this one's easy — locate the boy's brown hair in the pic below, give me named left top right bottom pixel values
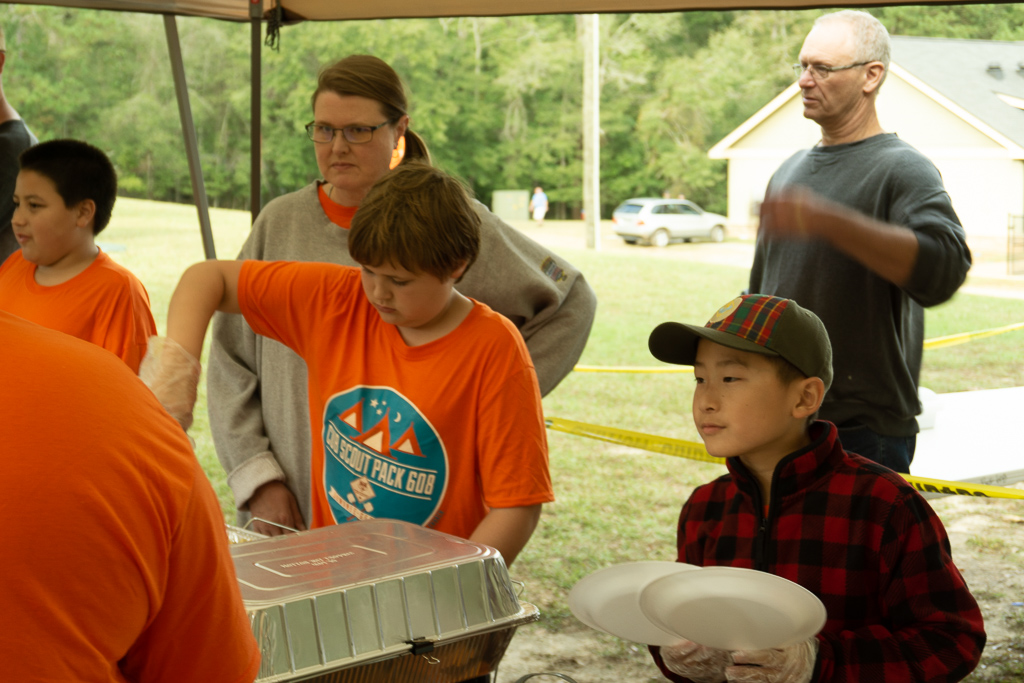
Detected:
left=349, top=162, right=480, bottom=281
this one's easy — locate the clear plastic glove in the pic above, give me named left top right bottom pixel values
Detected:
left=725, top=637, right=818, bottom=683
left=661, top=638, right=732, bottom=683
left=138, top=336, right=201, bottom=431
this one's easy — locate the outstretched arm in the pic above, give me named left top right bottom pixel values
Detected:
left=140, top=260, right=245, bottom=432
left=166, top=260, right=245, bottom=359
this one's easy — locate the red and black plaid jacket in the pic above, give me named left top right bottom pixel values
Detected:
left=652, top=421, right=985, bottom=682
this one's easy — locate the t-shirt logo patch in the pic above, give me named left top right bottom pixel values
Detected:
left=541, top=257, right=568, bottom=283
left=322, top=386, right=448, bottom=527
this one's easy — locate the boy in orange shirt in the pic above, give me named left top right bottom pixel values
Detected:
left=0, top=139, right=156, bottom=372
left=142, top=162, right=553, bottom=568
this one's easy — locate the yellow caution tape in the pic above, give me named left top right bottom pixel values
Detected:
left=573, top=322, right=1024, bottom=373
left=546, top=416, right=1024, bottom=500
left=546, top=416, right=717, bottom=464
left=922, top=321, right=1024, bottom=350
left=903, top=475, right=1024, bottom=499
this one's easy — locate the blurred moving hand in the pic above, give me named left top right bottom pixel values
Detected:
left=758, top=186, right=843, bottom=241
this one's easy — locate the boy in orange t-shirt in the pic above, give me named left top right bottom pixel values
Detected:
left=0, top=139, right=156, bottom=372
left=142, top=162, right=553, bottom=568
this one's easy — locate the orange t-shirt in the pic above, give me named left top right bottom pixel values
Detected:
left=0, top=311, right=259, bottom=683
left=238, top=260, right=554, bottom=539
left=317, top=182, right=358, bottom=228
left=0, top=249, right=157, bottom=372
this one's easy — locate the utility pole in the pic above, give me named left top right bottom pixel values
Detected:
left=582, top=13, right=601, bottom=251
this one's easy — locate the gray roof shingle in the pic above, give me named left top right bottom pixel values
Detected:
left=892, top=35, right=1024, bottom=148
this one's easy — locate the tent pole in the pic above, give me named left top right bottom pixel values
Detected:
left=582, top=13, right=601, bottom=251
left=250, top=4, right=262, bottom=223
left=163, top=14, right=217, bottom=260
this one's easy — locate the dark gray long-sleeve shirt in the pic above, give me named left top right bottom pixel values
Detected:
left=750, top=133, right=971, bottom=436
left=0, top=119, right=37, bottom=264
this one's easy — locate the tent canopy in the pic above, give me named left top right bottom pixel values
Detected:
left=5, top=0, right=997, bottom=21
left=3, top=0, right=995, bottom=257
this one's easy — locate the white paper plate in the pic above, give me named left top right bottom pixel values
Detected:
left=568, top=561, right=699, bottom=646
left=638, top=566, right=827, bottom=651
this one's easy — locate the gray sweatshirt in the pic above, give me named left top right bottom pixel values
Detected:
left=207, top=182, right=596, bottom=522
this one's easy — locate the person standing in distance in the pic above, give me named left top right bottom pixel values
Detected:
left=0, top=24, right=38, bottom=265
left=752, top=10, right=971, bottom=473
left=529, top=185, right=549, bottom=225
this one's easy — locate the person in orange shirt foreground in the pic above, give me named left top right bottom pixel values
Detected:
left=142, top=162, right=554, bottom=567
left=0, top=138, right=156, bottom=372
left=0, top=310, right=259, bottom=683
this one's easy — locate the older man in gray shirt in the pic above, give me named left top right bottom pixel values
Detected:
left=752, top=10, right=971, bottom=473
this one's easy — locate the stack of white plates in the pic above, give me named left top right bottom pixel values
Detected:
left=568, top=562, right=826, bottom=649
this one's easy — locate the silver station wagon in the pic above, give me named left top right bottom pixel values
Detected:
left=612, top=198, right=727, bottom=247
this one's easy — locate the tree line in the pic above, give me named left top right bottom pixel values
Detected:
left=3, top=4, right=1024, bottom=218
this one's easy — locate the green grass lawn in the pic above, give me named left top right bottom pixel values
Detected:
left=102, top=197, right=1024, bottom=633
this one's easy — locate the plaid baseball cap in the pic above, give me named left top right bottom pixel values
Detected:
left=648, top=294, right=833, bottom=391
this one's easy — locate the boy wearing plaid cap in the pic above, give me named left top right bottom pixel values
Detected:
left=646, top=294, right=984, bottom=683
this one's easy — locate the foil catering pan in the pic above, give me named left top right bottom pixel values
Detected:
left=231, top=520, right=540, bottom=682
left=227, top=525, right=268, bottom=544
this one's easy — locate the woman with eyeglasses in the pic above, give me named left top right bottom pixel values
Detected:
left=206, top=55, right=595, bottom=544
